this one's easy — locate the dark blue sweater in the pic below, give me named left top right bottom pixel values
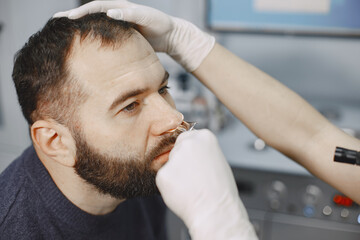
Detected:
left=0, top=146, right=167, bottom=239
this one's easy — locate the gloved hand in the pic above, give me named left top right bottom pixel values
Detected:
left=156, top=129, right=258, bottom=240
left=53, top=0, right=215, bottom=72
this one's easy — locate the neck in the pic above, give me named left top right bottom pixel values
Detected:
left=37, top=151, right=123, bottom=215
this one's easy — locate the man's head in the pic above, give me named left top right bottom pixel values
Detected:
left=12, top=13, right=183, bottom=199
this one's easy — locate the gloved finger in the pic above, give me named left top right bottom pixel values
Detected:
left=108, top=6, right=169, bottom=28
left=107, top=8, right=149, bottom=26
left=106, top=9, right=124, bottom=20
left=107, top=8, right=150, bottom=26
left=53, top=11, right=70, bottom=18
left=155, top=163, right=170, bottom=192
left=53, top=0, right=133, bottom=19
left=155, top=131, right=196, bottom=188
left=107, top=6, right=173, bottom=52
left=68, top=1, right=131, bottom=19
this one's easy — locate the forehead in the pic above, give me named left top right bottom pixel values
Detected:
left=67, top=31, right=161, bottom=94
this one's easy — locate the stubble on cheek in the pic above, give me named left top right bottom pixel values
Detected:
left=73, top=130, right=180, bottom=199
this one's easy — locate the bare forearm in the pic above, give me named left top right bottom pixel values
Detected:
left=193, top=43, right=328, bottom=160
left=193, top=43, right=360, bottom=202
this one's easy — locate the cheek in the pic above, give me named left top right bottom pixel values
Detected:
left=80, top=119, right=147, bottom=158
left=79, top=102, right=158, bottom=158
left=110, top=123, right=152, bottom=159
left=91, top=135, right=147, bottom=160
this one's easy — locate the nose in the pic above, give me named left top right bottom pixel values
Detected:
left=147, top=96, right=184, bottom=136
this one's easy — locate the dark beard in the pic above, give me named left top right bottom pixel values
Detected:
left=73, top=131, right=178, bottom=199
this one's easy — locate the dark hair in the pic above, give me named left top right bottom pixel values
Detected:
left=12, top=13, right=135, bottom=126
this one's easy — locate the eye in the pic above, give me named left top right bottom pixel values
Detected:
left=123, top=102, right=139, bottom=113
left=158, top=85, right=170, bottom=95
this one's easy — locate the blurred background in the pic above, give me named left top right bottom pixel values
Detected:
left=0, top=0, right=359, bottom=239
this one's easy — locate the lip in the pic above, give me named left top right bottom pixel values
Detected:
left=155, top=145, right=174, bottom=160
left=151, top=146, right=174, bottom=170
left=153, top=145, right=174, bottom=163
left=156, top=150, right=171, bottom=159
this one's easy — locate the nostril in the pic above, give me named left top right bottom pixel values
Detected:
left=155, top=110, right=184, bottom=136
left=164, top=121, right=197, bottom=134
left=165, top=128, right=177, bottom=133
left=164, top=113, right=184, bottom=133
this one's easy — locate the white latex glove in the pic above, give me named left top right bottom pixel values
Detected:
left=53, top=0, right=215, bottom=72
left=156, top=129, right=258, bottom=240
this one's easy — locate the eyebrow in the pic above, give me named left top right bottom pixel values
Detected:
left=108, top=71, right=170, bottom=112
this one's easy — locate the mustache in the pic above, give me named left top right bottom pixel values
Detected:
left=146, top=131, right=181, bottom=163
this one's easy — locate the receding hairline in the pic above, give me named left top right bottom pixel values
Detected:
left=64, top=27, right=142, bottom=88
left=40, top=19, right=138, bottom=126
left=67, top=25, right=138, bottom=57
left=12, top=13, right=139, bottom=126
left=58, top=27, right=151, bottom=127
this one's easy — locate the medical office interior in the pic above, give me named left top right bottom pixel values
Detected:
left=1, top=0, right=360, bottom=239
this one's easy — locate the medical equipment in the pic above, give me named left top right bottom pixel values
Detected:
left=178, top=121, right=197, bottom=133
left=207, top=0, right=360, bottom=37
left=167, top=121, right=197, bottom=136
left=166, top=101, right=360, bottom=240
left=334, top=147, right=360, bottom=166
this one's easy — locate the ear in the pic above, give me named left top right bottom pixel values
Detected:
left=31, top=120, right=76, bottom=167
